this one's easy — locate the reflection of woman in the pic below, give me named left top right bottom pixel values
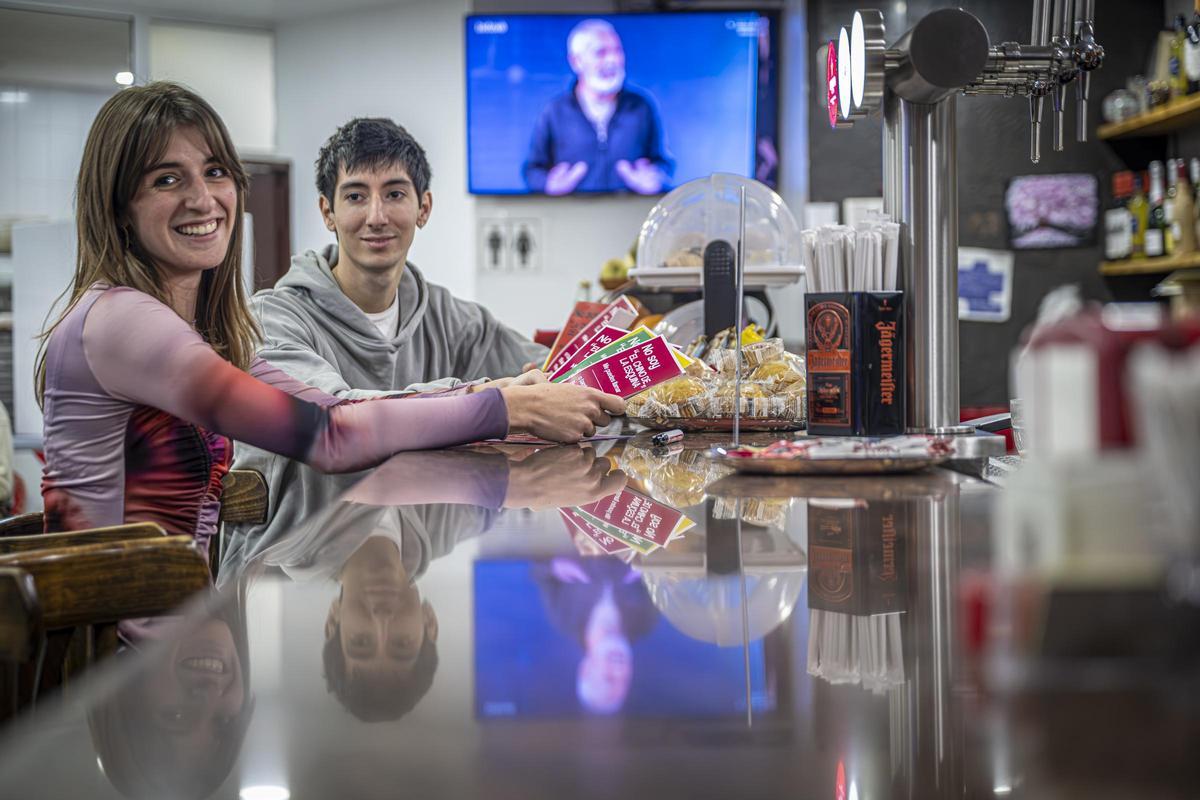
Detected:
left=36, top=82, right=618, bottom=550
left=89, top=584, right=252, bottom=799
left=533, top=556, right=656, bottom=714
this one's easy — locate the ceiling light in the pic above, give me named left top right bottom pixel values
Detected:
left=240, top=787, right=290, bottom=800
left=0, top=91, right=29, bottom=104
left=114, top=71, right=134, bottom=86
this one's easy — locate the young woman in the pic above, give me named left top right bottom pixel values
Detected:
left=37, top=82, right=623, bottom=550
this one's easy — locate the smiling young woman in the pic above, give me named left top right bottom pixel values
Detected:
left=35, top=82, right=622, bottom=551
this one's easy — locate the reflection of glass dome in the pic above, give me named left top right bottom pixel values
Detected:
left=641, top=571, right=806, bottom=647
left=636, top=174, right=801, bottom=270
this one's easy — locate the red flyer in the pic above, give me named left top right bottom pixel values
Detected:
left=559, top=509, right=630, bottom=555
left=579, top=487, right=683, bottom=547
left=546, top=325, right=630, bottom=381
left=562, top=335, right=683, bottom=398
left=543, top=301, right=606, bottom=365
left=543, top=297, right=638, bottom=375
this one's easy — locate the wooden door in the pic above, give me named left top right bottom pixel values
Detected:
left=243, top=159, right=292, bottom=291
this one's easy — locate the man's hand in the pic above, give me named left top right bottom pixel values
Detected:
left=615, top=158, right=664, bottom=195
left=500, top=383, right=625, bottom=442
left=503, top=445, right=626, bottom=509
left=472, top=369, right=549, bottom=392
left=546, top=161, right=589, bottom=195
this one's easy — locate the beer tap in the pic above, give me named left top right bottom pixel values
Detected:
left=1049, top=0, right=1076, bottom=152
left=819, top=2, right=1105, bottom=437
left=1028, top=0, right=1052, bottom=163
left=1072, top=0, right=1104, bottom=142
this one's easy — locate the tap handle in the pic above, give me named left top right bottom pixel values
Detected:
left=1031, top=0, right=1049, bottom=46
left=1052, top=83, right=1066, bottom=152
left=1076, top=70, right=1091, bottom=142
left=1030, top=94, right=1045, bottom=163
left=1058, top=0, right=1075, bottom=40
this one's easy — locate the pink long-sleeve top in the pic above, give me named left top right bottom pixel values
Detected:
left=40, top=285, right=508, bottom=551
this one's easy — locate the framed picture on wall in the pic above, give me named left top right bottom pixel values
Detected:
left=1004, top=173, right=1099, bottom=250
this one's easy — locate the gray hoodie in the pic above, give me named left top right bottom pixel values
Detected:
left=230, top=246, right=543, bottom=532
left=247, top=244, right=546, bottom=399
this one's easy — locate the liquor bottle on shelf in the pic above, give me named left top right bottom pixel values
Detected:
left=1191, top=157, right=1200, bottom=246
left=1146, top=160, right=1169, bottom=258
left=1170, top=159, right=1197, bottom=255
left=1128, top=172, right=1149, bottom=259
left=1187, top=12, right=1200, bottom=94
left=1104, top=171, right=1135, bottom=261
left=1165, top=158, right=1179, bottom=252
left=1170, top=16, right=1190, bottom=100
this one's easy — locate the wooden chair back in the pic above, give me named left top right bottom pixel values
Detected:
left=0, top=522, right=167, bottom=556
left=218, top=468, right=268, bottom=524
left=0, top=536, right=210, bottom=630
left=0, top=513, right=45, bottom=538
left=0, top=569, right=40, bottom=663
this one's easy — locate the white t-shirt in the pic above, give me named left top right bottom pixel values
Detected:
left=365, top=293, right=400, bottom=338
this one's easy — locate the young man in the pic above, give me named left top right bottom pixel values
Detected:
left=251, top=117, right=546, bottom=399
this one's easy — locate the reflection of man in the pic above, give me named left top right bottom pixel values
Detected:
left=524, top=19, right=673, bottom=195
left=534, top=557, right=656, bottom=714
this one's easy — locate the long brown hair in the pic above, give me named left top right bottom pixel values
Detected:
left=36, top=81, right=259, bottom=404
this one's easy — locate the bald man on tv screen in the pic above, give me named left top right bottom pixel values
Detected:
left=523, top=19, right=675, bottom=196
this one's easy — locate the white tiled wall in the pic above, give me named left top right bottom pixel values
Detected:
left=0, top=85, right=114, bottom=230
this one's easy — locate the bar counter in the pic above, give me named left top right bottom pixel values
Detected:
left=0, top=430, right=1195, bottom=799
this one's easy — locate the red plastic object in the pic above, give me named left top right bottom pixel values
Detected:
left=961, top=405, right=1016, bottom=453
left=533, top=329, right=560, bottom=349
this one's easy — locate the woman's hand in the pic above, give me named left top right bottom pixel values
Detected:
left=500, top=383, right=625, bottom=443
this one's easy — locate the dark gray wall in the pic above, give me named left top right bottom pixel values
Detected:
left=807, top=0, right=1164, bottom=407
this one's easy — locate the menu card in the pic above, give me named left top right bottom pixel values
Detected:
left=543, top=301, right=607, bottom=365
left=560, top=492, right=695, bottom=559
left=577, top=487, right=688, bottom=547
left=546, top=325, right=633, bottom=381
left=561, top=336, right=684, bottom=398
left=543, top=297, right=639, bottom=375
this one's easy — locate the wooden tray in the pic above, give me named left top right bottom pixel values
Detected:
left=628, top=416, right=805, bottom=433
left=706, top=446, right=946, bottom=475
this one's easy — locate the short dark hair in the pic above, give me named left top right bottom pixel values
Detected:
left=315, top=117, right=432, bottom=207
left=322, top=621, right=439, bottom=723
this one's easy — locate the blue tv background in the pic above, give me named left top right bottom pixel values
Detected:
left=465, top=12, right=760, bottom=195
left=474, top=559, right=771, bottom=718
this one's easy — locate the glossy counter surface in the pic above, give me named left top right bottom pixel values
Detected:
left=0, top=433, right=1196, bottom=799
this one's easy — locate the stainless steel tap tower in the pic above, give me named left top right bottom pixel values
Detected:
left=834, top=2, right=1103, bottom=434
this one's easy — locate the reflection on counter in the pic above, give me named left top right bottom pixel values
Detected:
left=89, top=584, right=252, bottom=799
left=475, top=556, right=774, bottom=718
left=807, top=497, right=909, bottom=695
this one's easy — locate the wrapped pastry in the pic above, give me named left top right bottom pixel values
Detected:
left=625, top=390, right=652, bottom=417
left=649, top=376, right=707, bottom=406
left=742, top=497, right=791, bottom=528
left=712, top=496, right=740, bottom=520
left=741, top=338, right=785, bottom=369
left=710, top=380, right=768, bottom=415
left=648, top=462, right=711, bottom=508
left=750, top=352, right=805, bottom=393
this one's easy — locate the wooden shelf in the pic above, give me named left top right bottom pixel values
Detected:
left=1097, top=94, right=1200, bottom=140
left=1100, top=251, right=1200, bottom=276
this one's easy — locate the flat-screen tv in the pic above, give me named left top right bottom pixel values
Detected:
left=474, top=558, right=774, bottom=718
left=465, top=11, right=779, bottom=196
